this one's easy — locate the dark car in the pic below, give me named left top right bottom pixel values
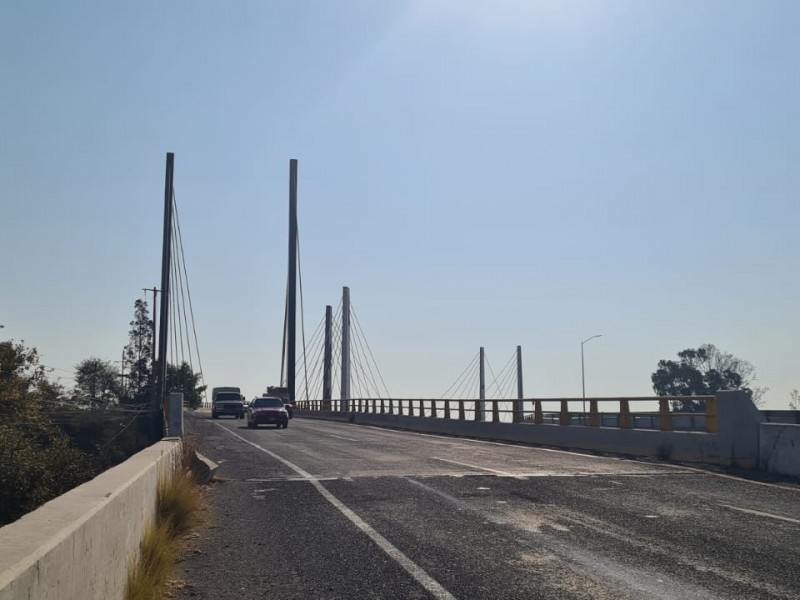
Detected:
left=246, top=396, right=289, bottom=429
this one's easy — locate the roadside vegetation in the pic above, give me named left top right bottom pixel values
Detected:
left=126, top=441, right=205, bottom=600
left=0, top=297, right=205, bottom=527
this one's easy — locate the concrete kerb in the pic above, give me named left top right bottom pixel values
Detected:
left=0, top=438, right=182, bottom=600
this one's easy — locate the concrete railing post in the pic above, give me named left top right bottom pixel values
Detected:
left=659, top=398, right=672, bottom=431
left=167, top=393, right=184, bottom=437
left=620, top=399, right=631, bottom=429
left=512, top=399, right=522, bottom=423
left=589, top=399, right=599, bottom=427
left=534, top=399, right=543, bottom=424
left=492, top=400, right=500, bottom=423
left=458, top=400, right=465, bottom=421
left=444, top=400, right=451, bottom=420
left=560, top=400, right=570, bottom=426
left=715, top=390, right=761, bottom=468
left=431, top=399, right=438, bottom=418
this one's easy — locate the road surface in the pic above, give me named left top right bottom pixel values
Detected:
left=174, top=414, right=800, bottom=599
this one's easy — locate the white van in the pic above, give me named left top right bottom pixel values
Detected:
left=211, top=387, right=245, bottom=419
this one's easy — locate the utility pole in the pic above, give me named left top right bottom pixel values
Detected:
left=156, top=152, right=175, bottom=440
left=516, top=345, right=523, bottom=399
left=341, top=286, right=351, bottom=411
left=323, top=305, right=332, bottom=408
left=287, top=159, right=298, bottom=405
left=479, top=346, right=486, bottom=421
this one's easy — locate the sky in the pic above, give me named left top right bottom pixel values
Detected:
left=1, top=0, right=798, bottom=408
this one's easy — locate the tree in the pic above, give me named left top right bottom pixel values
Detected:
left=651, top=344, right=766, bottom=410
left=73, top=357, right=120, bottom=409
left=166, top=362, right=206, bottom=409
left=0, top=340, right=93, bottom=525
left=123, top=299, right=153, bottom=404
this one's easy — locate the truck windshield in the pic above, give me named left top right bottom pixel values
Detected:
left=216, top=393, right=241, bottom=402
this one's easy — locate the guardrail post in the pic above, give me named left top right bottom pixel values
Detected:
left=458, top=400, right=465, bottom=420
left=492, top=400, right=500, bottom=422
left=706, top=396, right=718, bottom=433
left=474, top=399, right=481, bottom=421
left=408, top=399, right=415, bottom=417
left=589, top=399, right=599, bottom=427
left=534, top=399, right=543, bottom=424
left=559, top=400, right=570, bottom=426
left=398, top=399, right=404, bottom=416
left=389, top=398, right=394, bottom=414
left=444, top=400, right=451, bottom=420
left=380, top=398, right=385, bottom=414
left=512, top=399, right=522, bottom=423
left=620, top=399, right=631, bottom=429
left=659, top=398, right=672, bottom=431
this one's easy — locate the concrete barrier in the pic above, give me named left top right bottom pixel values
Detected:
left=296, top=391, right=762, bottom=468
left=760, top=423, right=800, bottom=477
left=0, top=438, right=182, bottom=600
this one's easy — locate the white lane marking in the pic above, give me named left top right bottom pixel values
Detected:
left=719, top=504, right=800, bottom=524
left=213, top=421, right=457, bottom=600
left=431, top=457, right=524, bottom=479
left=326, top=433, right=360, bottom=442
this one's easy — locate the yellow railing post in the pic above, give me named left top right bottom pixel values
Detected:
left=659, top=398, right=672, bottom=431
left=590, top=399, right=599, bottom=427
left=620, top=399, right=631, bottom=429
left=706, top=396, right=718, bottom=433
left=534, top=399, right=543, bottom=424
left=560, top=400, right=570, bottom=426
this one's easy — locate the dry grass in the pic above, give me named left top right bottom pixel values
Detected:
left=125, top=444, right=204, bottom=600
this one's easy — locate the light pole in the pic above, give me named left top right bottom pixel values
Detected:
left=581, top=334, right=602, bottom=415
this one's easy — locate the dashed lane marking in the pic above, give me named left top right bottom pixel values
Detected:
left=719, top=504, right=800, bottom=524
left=431, top=457, right=525, bottom=479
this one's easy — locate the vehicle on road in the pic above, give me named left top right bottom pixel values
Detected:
left=211, top=387, right=245, bottom=419
left=247, top=396, right=289, bottom=429
left=266, top=385, right=295, bottom=418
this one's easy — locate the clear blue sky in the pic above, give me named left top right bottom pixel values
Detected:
left=2, top=1, right=798, bottom=407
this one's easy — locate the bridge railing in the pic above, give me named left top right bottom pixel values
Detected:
left=294, top=396, right=717, bottom=433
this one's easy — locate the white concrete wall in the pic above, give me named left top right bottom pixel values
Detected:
left=760, top=423, right=800, bottom=477
left=0, top=439, right=181, bottom=600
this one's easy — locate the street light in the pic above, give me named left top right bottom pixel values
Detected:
left=581, top=334, right=602, bottom=415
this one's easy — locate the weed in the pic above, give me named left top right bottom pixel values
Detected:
left=125, top=453, right=204, bottom=600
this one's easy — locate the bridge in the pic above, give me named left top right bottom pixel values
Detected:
left=1, top=156, right=799, bottom=599
left=1, top=394, right=799, bottom=599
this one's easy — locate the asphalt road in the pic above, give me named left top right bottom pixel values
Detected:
left=174, top=414, right=800, bottom=600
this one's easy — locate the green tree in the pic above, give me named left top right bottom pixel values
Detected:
left=123, top=298, right=153, bottom=404
left=0, top=340, right=93, bottom=525
left=73, top=357, right=120, bottom=409
left=166, top=362, right=206, bottom=409
left=651, top=344, right=766, bottom=410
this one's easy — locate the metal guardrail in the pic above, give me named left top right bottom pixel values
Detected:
left=295, top=396, right=718, bottom=433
